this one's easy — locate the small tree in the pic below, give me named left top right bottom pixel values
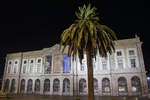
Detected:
left=60, top=4, right=117, bottom=100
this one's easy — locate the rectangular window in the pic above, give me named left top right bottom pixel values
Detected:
left=14, top=67, right=16, bottom=73
left=129, top=50, right=135, bottom=55
left=7, top=61, right=13, bottom=73
left=14, top=61, right=18, bottom=74
left=37, top=64, right=41, bottom=73
left=8, top=67, right=11, bottom=73
left=102, top=61, right=107, bottom=70
left=22, top=60, right=28, bottom=73
left=81, top=65, right=84, bottom=71
left=128, top=49, right=137, bottom=68
left=118, top=59, right=123, bottom=69
left=30, top=65, right=33, bottom=73
left=116, top=50, right=124, bottom=69
left=23, top=65, right=26, bottom=73
left=117, top=51, right=122, bottom=56
left=63, top=55, right=71, bottom=73
left=81, top=59, right=86, bottom=71
left=29, top=59, right=34, bottom=73
left=130, top=59, right=136, bottom=68
left=37, top=58, right=42, bottom=73
left=45, top=56, right=52, bottom=74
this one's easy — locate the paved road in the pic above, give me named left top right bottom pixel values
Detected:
left=0, top=95, right=149, bottom=100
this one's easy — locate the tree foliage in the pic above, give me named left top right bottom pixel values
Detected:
left=60, top=4, right=117, bottom=62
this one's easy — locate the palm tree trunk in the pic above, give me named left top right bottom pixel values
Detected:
left=86, top=49, right=94, bottom=100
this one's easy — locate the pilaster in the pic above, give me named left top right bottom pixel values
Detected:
left=24, top=79, right=28, bottom=94
left=40, top=79, right=44, bottom=94
left=98, top=78, right=102, bottom=96
left=1, top=78, right=5, bottom=92
left=8, top=79, right=11, bottom=93
left=59, top=79, right=63, bottom=95
left=32, top=79, right=35, bottom=93
left=141, top=73, right=148, bottom=94
left=50, top=79, right=53, bottom=95
left=112, top=75, right=118, bottom=96
left=15, top=79, right=19, bottom=94
left=127, top=77, right=132, bottom=96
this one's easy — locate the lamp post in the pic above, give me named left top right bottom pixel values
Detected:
left=147, top=77, right=150, bottom=92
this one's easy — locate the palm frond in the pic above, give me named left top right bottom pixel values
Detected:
left=60, top=3, right=117, bottom=62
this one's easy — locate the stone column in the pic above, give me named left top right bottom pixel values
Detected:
left=59, top=78, right=63, bottom=95
left=73, top=75, right=78, bottom=96
left=141, top=73, right=148, bottom=94
left=24, top=79, right=28, bottom=94
left=70, top=77, right=73, bottom=96
left=110, top=76, right=113, bottom=96
left=42, top=56, right=45, bottom=74
left=1, top=78, right=5, bottom=92
left=15, top=79, right=19, bottom=94
left=98, top=77, right=102, bottom=96
left=32, top=79, right=35, bottom=93
left=127, top=77, right=132, bottom=96
left=40, top=79, right=44, bottom=94
left=8, top=79, right=12, bottom=93
left=111, top=75, right=118, bottom=96
left=51, top=55, right=54, bottom=74
left=50, top=79, right=53, bottom=95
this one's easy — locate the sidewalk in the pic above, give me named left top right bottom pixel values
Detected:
left=1, top=95, right=149, bottom=100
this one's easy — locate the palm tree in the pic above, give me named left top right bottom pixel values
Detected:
left=60, top=4, right=117, bottom=100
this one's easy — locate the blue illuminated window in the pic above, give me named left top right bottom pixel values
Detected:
left=63, top=55, right=71, bottom=73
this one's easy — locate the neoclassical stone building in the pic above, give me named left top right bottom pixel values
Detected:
left=1, top=36, right=148, bottom=96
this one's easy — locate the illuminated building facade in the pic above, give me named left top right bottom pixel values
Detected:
left=1, top=36, right=148, bottom=96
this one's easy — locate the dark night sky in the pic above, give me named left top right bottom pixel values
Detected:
left=0, top=0, right=149, bottom=78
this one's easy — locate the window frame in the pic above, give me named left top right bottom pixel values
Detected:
left=127, top=48, right=139, bottom=68
left=7, top=60, right=13, bottom=73
left=115, top=49, right=125, bottom=69
left=22, top=59, right=28, bottom=74
left=36, top=57, right=42, bottom=73
left=13, top=59, right=19, bottom=74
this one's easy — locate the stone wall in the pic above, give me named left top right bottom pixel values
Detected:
left=2, top=36, right=148, bottom=96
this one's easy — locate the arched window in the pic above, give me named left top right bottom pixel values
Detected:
left=102, top=78, right=111, bottom=95
left=22, top=60, right=28, bottom=73
left=3, top=79, right=9, bottom=92
left=79, top=79, right=87, bottom=94
left=118, top=77, right=128, bottom=95
left=20, top=79, right=25, bottom=93
left=35, top=79, right=40, bottom=94
left=36, top=58, right=42, bottom=73
left=94, top=78, right=98, bottom=94
left=63, top=78, right=70, bottom=94
left=29, top=59, right=34, bottom=73
left=10, top=79, right=16, bottom=93
left=14, top=60, right=18, bottom=73
left=44, top=79, right=50, bottom=94
left=7, top=61, right=12, bottom=73
left=53, top=79, right=60, bottom=94
left=27, top=79, right=33, bottom=94
left=131, top=76, right=141, bottom=95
